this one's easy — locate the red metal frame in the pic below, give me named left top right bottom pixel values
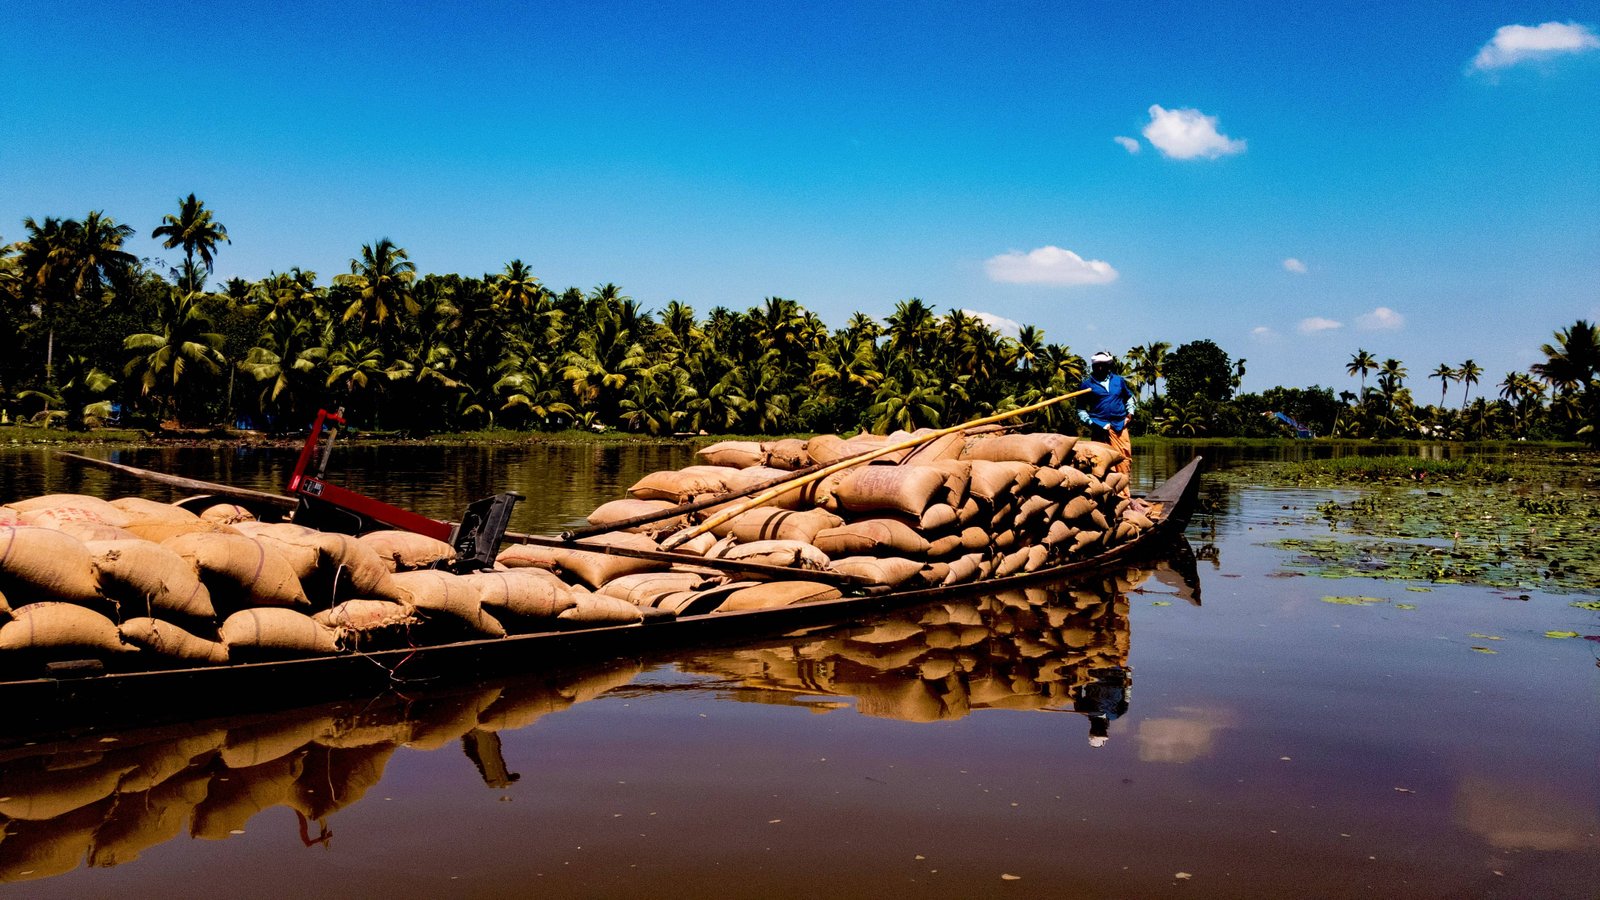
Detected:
left=287, top=409, right=454, bottom=541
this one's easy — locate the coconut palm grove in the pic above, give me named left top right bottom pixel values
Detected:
left=2, top=197, right=1596, bottom=443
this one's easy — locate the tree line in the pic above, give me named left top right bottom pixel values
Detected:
left=1, top=197, right=1594, bottom=444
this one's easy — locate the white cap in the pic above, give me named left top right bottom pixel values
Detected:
left=1088, top=735, right=1109, bottom=748
left=1090, top=351, right=1114, bottom=364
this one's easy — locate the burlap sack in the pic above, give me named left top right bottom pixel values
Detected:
left=813, top=519, right=930, bottom=557
left=697, top=440, right=765, bottom=469
left=163, top=532, right=309, bottom=608
left=714, top=581, right=841, bottom=612
left=587, top=498, right=688, bottom=534
left=0, top=602, right=129, bottom=655
left=231, top=522, right=323, bottom=577
left=554, top=532, right=664, bottom=589
left=10, top=493, right=130, bottom=524
left=961, top=433, right=1054, bottom=465
left=926, top=533, right=963, bottom=558
left=459, top=570, right=579, bottom=619
left=198, top=502, right=257, bottom=524
left=119, top=617, right=229, bottom=664
left=51, top=521, right=141, bottom=543
left=762, top=438, right=811, bottom=470
left=357, top=529, right=457, bottom=571
left=0, top=759, right=131, bottom=822
left=959, top=526, right=990, bottom=552
left=88, top=539, right=215, bottom=620
left=830, top=465, right=946, bottom=517
left=0, top=525, right=103, bottom=604
left=219, top=608, right=339, bottom=655
left=557, top=593, right=645, bottom=625
left=919, top=503, right=959, bottom=531
left=710, top=539, right=832, bottom=571
left=599, top=572, right=707, bottom=605
left=828, top=556, right=924, bottom=588
left=1038, top=433, right=1080, bottom=466
left=725, top=507, right=843, bottom=544
left=109, top=496, right=199, bottom=524
left=313, top=599, right=418, bottom=632
left=121, top=518, right=241, bottom=544
left=389, top=570, right=506, bottom=637
left=943, top=553, right=984, bottom=586
left=1072, top=441, right=1122, bottom=478
left=628, top=465, right=738, bottom=503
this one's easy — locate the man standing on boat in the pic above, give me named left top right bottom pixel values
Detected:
left=1078, top=351, right=1135, bottom=480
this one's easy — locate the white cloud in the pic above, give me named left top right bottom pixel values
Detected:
left=984, top=246, right=1119, bottom=286
left=961, top=309, right=1022, bottom=338
left=1357, top=306, right=1405, bottom=330
left=1250, top=325, right=1277, bottom=340
left=1473, top=21, right=1599, bottom=70
left=1141, top=105, right=1246, bottom=160
left=1113, top=135, right=1141, bottom=154
left=1283, top=257, right=1307, bottom=274
left=1298, top=316, right=1343, bottom=334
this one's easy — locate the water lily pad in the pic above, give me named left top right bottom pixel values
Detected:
left=1404, top=586, right=1433, bottom=593
left=1322, top=596, right=1386, bottom=606
left=1467, top=633, right=1503, bottom=641
left=1544, top=631, right=1580, bottom=639
left=1150, top=601, right=1171, bottom=607
left=1395, top=603, right=1418, bottom=610
left=1571, top=601, right=1600, bottom=611
left=1470, top=646, right=1498, bottom=654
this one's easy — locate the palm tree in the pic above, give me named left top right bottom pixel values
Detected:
left=1428, top=364, right=1457, bottom=408
left=336, top=239, right=417, bottom=334
left=18, top=213, right=136, bottom=386
left=151, top=194, right=229, bottom=285
left=238, top=314, right=329, bottom=427
left=1138, top=341, right=1170, bottom=403
left=1532, top=320, right=1599, bottom=395
left=1346, top=349, right=1378, bottom=398
left=123, top=289, right=227, bottom=423
left=1457, top=359, right=1483, bottom=410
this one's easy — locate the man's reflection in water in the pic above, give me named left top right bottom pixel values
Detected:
left=1076, top=666, right=1130, bottom=748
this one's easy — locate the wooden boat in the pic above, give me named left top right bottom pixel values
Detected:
left=0, top=453, right=1202, bottom=740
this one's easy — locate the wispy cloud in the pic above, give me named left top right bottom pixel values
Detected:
left=1283, top=257, right=1307, bottom=274
left=984, top=246, right=1119, bottom=286
left=1357, top=306, right=1405, bottom=330
left=1298, top=316, right=1343, bottom=334
left=1141, top=105, right=1246, bottom=160
left=1472, top=21, right=1599, bottom=70
left=1113, top=135, right=1141, bottom=154
left=961, top=309, right=1022, bottom=338
left=1250, top=325, right=1277, bottom=341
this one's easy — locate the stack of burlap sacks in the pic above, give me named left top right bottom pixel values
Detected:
left=684, top=571, right=1142, bottom=723
left=502, top=428, right=1153, bottom=615
left=0, top=662, right=636, bottom=881
left=0, top=493, right=637, bottom=669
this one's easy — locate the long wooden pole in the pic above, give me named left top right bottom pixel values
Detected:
left=53, top=452, right=298, bottom=510
left=660, top=388, right=1091, bottom=549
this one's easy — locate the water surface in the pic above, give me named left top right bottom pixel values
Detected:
left=0, top=442, right=1595, bottom=898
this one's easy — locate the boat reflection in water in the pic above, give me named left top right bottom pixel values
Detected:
left=0, top=547, right=1199, bottom=885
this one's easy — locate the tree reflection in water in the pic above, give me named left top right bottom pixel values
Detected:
left=0, top=551, right=1201, bottom=884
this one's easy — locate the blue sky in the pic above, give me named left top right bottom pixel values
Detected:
left=4, top=1, right=1597, bottom=394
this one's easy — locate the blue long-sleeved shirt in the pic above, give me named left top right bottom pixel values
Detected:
left=1078, top=372, right=1135, bottom=431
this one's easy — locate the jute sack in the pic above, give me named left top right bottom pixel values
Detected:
left=9, top=493, right=130, bottom=524
left=958, top=526, right=989, bottom=552
left=230, top=522, right=322, bottom=577
left=109, top=497, right=199, bottom=524
left=0, top=587, right=10, bottom=620
left=647, top=581, right=760, bottom=617
left=220, top=716, right=335, bottom=769
left=1070, top=530, right=1103, bottom=553
left=1024, top=544, right=1051, bottom=573
left=555, top=532, right=664, bottom=589
left=163, top=532, right=308, bottom=608
left=726, top=507, right=844, bottom=544
left=943, top=552, right=984, bottom=586
left=1044, top=521, right=1079, bottom=546
left=694, top=466, right=807, bottom=516
left=19, top=504, right=129, bottom=531
left=802, top=434, right=853, bottom=465
left=710, top=539, right=832, bottom=571
left=1122, top=510, right=1155, bottom=530
left=697, top=440, right=765, bottom=469
left=957, top=495, right=983, bottom=525
left=389, top=570, right=506, bottom=637
left=599, top=572, right=706, bottom=606
left=459, top=570, right=578, bottom=619
left=830, top=465, right=946, bottom=517
left=628, top=465, right=738, bottom=503
left=118, top=617, right=229, bottom=665
left=919, top=503, right=959, bottom=531
left=1072, top=441, right=1122, bottom=478
left=190, top=755, right=305, bottom=840
left=1056, top=465, right=1092, bottom=492
left=714, top=580, right=841, bottom=613
left=813, top=519, right=930, bottom=557
left=0, top=507, right=16, bottom=526
left=289, top=742, right=396, bottom=820
left=477, top=682, right=575, bottom=732
left=87, top=767, right=210, bottom=868
left=829, top=556, right=924, bottom=588
left=87, top=539, right=215, bottom=620
left=918, top=562, right=951, bottom=586
left=967, top=460, right=1029, bottom=502
left=919, top=459, right=971, bottom=504
left=198, top=502, right=256, bottom=524
left=52, top=521, right=140, bottom=543
left=992, top=528, right=1017, bottom=550
left=358, top=529, right=457, bottom=571
left=121, top=518, right=241, bottom=544
left=1061, top=494, right=1096, bottom=521
left=0, top=525, right=103, bottom=605
left=667, top=530, right=718, bottom=556
left=0, top=602, right=128, bottom=655
left=901, top=431, right=966, bottom=464
left=219, top=608, right=339, bottom=655
left=926, top=533, right=963, bottom=557
left=587, top=498, right=687, bottom=534
left=1104, top=471, right=1130, bottom=496
left=313, top=599, right=418, bottom=632
left=558, top=592, right=645, bottom=625
left=961, top=433, right=1054, bottom=465
left=1033, top=467, right=1066, bottom=491
left=1113, top=521, right=1140, bottom=543
left=762, top=438, right=811, bottom=471
left=1017, top=494, right=1054, bottom=527
left=496, top=541, right=562, bottom=571
left=0, top=760, right=131, bottom=823
left=1038, top=433, right=1080, bottom=466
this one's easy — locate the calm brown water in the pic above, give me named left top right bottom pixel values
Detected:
left=0, top=442, right=1595, bottom=898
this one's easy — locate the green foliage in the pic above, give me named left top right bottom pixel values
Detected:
left=1165, top=340, right=1234, bottom=404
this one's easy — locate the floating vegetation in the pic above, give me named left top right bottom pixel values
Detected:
left=1272, top=455, right=1518, bottom=486
left=1571, top=601, right=1600, bottom=611
left=1545, top=631, right=1580, bottom=639
left=1321, top=595, right=1386, bottom=606
left=1395, top=603, right=1418, bottom=610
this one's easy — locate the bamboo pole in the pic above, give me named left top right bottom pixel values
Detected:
left=660, top=388, right=1091, bottom=549
left=499, top=530, right=879, bottom=587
